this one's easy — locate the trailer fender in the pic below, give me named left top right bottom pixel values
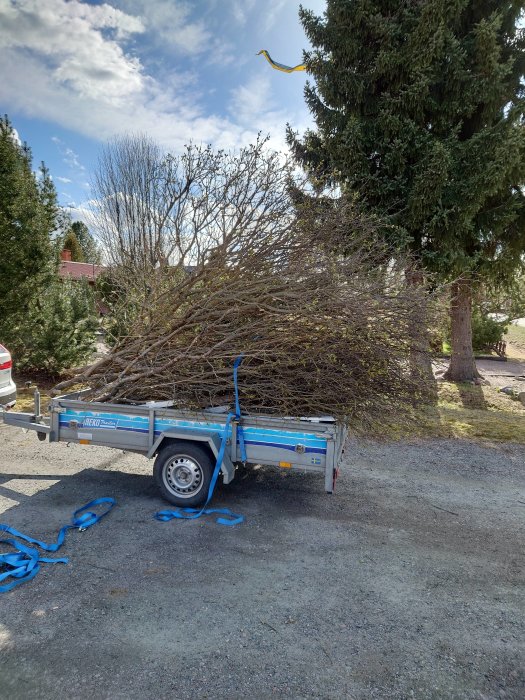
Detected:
left=147, top=429, right=235, bottom=484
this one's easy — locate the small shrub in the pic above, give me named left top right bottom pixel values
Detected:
left=471, top=311, right=507, bottom=351
left=8, top=278, right=98, bottom=375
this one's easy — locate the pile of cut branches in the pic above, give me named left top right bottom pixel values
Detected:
left=55, top=200, right=435, bottom=424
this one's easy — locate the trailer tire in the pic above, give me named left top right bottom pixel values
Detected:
left=153, top=442, right=214, bottom=507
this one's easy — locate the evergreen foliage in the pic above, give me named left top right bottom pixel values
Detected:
left=477, top=272, right=525, bottom=321
left=62, top=228, right=85, bottom=262
left=471, top=311, right=508, bottom=352
left=0, top=116, right=56, bottom=322
left=8, top=278, right=98, bottom=375
left=71, top=220, right=102, bottom=264
left=0, top=115, right=99, bottom=374
left=95, top=269, right=145, bottom=345
left=290, top=0, right=525, bottom=278
left=289, top=1, right=525, bottom=378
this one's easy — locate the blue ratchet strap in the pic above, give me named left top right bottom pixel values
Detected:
left=155, top=354, right=246, bottom=527
left=233, top=354, right=247, bottom=463
left=0, top=497, right=116, bottom=593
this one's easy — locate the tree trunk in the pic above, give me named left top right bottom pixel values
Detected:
left=443, top=277, right=480, bottom=382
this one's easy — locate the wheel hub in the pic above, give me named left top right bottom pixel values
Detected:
left=165, top=457, right=203, bottom=496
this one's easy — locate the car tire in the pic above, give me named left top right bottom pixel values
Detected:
left=153, top=442, right=214, bottom=507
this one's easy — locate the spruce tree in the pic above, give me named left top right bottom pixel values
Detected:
left=289, top=0, right=525, bottom=381
left=0, top=116, right=97, bottom=373
left=0, top=117, right=56, bottom=322
left=71, top=220, right=102, bottom=264
left=10, top=278, right=98, bottom=375
left=62, top=228, right=85, bottom=262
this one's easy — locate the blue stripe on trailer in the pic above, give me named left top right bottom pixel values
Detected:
left=82, top=425, right=327, bottom=454
left=59, top=409, right=328, bottom=454
left=59, top=410, right=329, bottom=442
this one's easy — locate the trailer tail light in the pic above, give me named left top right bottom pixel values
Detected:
left=0, top=359, right=12, bottom=370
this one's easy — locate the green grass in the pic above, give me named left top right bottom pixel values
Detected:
left=505, top=323, right=525, bottom=358
left=10, top=377, right=54, bottom=413
left=369, top=382, right=525, bottom=444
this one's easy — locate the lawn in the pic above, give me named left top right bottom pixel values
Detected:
left=505, top=323, right=525, bottom=358
left=364, top=382, right=525, bottom=444
left=424, top=381, right=524, bottom=442
left=378, top=381, right=525, bottom=443
left=10, top=374, right=57, bottom=413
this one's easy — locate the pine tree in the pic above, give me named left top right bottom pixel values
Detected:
left=10, top=278, right=98, bottom=375
left=62, top=228, right=85, bottom=262
left=0, top=116, right=98, bottom=374
left=0, top=116, right=56, bottom=323
left=71, top=220, right=102, bottom=264
left=289, top=0, right=525, bottom=381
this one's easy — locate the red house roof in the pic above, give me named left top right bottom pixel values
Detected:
left=58, top=248, right=105, bottom=281
left=59, top=260, right=105, bottom=281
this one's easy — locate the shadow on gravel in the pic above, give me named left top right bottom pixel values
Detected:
left=0, top=458, right=323, bottom=528
left=1, top=442, right=524, bottom=700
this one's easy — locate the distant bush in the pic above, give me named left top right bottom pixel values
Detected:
left=96, top=270, right=148, bottom=346
left=471, top=311, right=507, bottom=351
left=436, top=308, right=508, bottom=354
left=96, top=265, right=188, bottom=346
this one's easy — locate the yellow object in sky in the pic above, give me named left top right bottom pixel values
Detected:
left=257, top=49, right=306, bottom=73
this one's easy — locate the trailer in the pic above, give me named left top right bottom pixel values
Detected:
left=2, top=389, right=347, bottom=507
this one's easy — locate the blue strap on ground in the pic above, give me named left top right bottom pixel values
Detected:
left=0, top=497, right=116, bottom=593
left=155, top=355, right=246, bottom=527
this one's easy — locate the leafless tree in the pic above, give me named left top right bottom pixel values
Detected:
left=90, top=134, right=299, bottom=341
left=90, top=133, right=295, bottom=272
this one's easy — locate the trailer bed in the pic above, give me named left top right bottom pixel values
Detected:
left=3, top=391, right=348, bottom=502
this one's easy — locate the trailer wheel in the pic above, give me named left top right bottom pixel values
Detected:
left=153, top=442, right=214, bottom=507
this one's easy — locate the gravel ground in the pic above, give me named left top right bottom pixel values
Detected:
left=0, top=425, right=524, bottom=700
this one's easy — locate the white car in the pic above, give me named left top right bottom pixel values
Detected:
left=0, top=344, right=17, bottom=408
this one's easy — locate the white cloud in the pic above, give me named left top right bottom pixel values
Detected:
left=229, top=71, right=312, bottom=153
left=67, top=198, right=99, bottom=226
left=231, top=0, right=255, bottom=26
left=230, top=72, right=274, bottom=124
left=10, top=126, right=21, bottom=146
left=0, top=0, right=145, bottom=103
left=0, top=0, right=235, bottom=149
left=116, top=0, right=210, bottom=55
left=115, top=0, right=237, bottom=67
left=0, top=0, right=314, bottom=156
left=261, top=0, right=287, bottom=32
left=64, top=147, right=85, bottom=170
left=56, top=176, right=72, bottom=183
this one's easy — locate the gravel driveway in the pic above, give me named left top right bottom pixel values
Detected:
left=1, top=425, right=524, bottom=699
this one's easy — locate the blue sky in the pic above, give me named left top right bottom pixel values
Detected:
left=0, top=0, right=325, bottom=219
